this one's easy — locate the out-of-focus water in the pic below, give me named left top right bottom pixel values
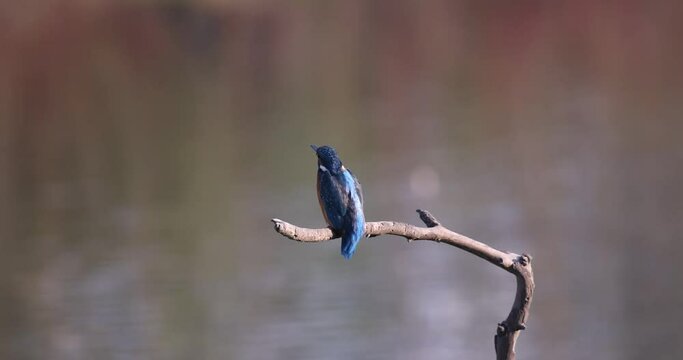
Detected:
left=1, top=2, right=682, bottom=359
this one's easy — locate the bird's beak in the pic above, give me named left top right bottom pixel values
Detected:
left=310, top=145, right=319, bottom=152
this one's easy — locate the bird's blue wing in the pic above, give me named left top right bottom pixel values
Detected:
left=340, top=168, right=365, bottom=259
left=347, top=169, right=363, bottom=205
left=317, top=170, right=348, bottom=230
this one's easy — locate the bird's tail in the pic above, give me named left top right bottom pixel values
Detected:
left=341, top=214, right=365, bottom=259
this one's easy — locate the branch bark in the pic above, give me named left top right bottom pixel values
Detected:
left=271, top=209, right=534, bottom=360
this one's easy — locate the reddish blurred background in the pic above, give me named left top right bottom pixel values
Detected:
left=1, top=1, right=682, bottom=359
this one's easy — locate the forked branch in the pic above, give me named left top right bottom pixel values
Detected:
left=271, top=209, right=534, bottom=360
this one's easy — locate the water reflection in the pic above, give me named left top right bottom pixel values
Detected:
left=2, top=2, right=682, bottom=360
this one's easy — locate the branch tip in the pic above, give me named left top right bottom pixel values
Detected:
left=496, top=323, right=507, bottom=335
left=522, top=253, right=533, bottom=264
left=515, top=253, right=533, bottom=266
left=416, top=209, right=440, bottom=227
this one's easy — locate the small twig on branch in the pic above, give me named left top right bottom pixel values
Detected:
left=271, top=209, right=535, bottom=360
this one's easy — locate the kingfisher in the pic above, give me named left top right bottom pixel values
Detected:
left=311, top=145, right=365, bottom=259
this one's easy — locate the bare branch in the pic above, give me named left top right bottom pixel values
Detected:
left=271, top=209, right=535, bottom=360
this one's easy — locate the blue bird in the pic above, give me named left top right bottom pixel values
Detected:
left=311, top=145, right=365, bottom=259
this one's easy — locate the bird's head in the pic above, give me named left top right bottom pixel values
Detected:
left=311, top=145, right=343, bottom=174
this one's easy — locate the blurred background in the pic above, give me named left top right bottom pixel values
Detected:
left=1, top=1, right=682, bottom=359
